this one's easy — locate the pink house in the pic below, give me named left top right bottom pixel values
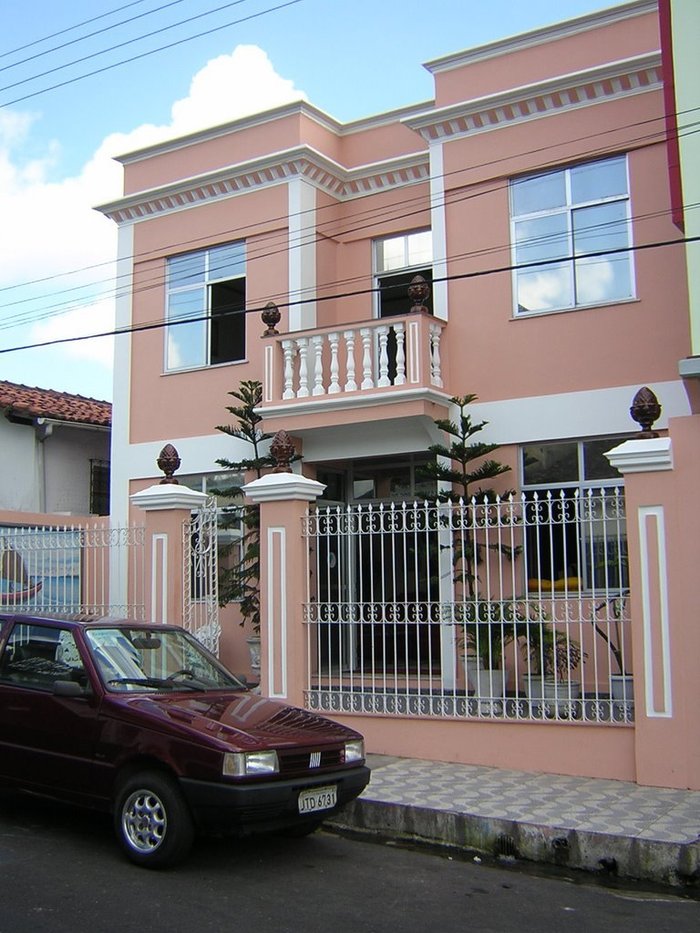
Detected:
left=98, top=0, right=700, bottom=790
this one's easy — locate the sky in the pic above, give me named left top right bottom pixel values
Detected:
left=1, top=0, right=612, bottom=402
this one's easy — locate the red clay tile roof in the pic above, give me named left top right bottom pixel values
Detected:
left=0, top=381, right=111, bottom=427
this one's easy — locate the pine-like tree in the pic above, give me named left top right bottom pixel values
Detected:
left=213, top=380, right=276, bottom=634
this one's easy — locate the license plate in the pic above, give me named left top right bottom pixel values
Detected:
left=298, top=784, right=337, bottom=814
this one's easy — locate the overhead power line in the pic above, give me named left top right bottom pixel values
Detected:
left=0, top=0, right=188, bottom=76
left=0, top=0, right=152, bottom=60
left=0, top=0, right=303, bottom=109
left=3, top=105, right=697, bottom=328
left=0, top=234, right=696, bottom=357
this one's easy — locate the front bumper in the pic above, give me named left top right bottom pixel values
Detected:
left=179, top=764, right=371, bottom=835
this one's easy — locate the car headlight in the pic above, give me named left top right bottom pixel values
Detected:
left=343, top=739, right=364, bottom=764
left=223, top=750, right=279, bottom=777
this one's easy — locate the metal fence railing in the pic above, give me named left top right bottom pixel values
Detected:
left=304, top=491, right=632, bottom=724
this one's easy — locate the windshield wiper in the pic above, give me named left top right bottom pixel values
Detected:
left=107, top=677, right=178, bottom=690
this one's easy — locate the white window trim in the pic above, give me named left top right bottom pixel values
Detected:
left=372, top=229, right=433, bottom=319
left=165, top=243, right=246, bottom=373
left=509, top=155, right=636, bottom=318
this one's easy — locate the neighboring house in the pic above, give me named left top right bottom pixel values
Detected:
left=0, top=381, right=111, bottom=517
left=97, top=1, right=700, bottom=787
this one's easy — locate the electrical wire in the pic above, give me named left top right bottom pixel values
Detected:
left=0, top=0, right=303, bottom=109
left=1, top=233, right=697, bottom=356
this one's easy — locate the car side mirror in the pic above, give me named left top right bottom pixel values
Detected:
left=53, top=679, right=85, bottom=698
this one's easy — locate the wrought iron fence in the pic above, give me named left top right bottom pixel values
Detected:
left=0, top=522, right=146, bottom=619
left=304, top=490, right=632, bottom=724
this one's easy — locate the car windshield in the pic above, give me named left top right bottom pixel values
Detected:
left=85, top=627, right=243, bottom=693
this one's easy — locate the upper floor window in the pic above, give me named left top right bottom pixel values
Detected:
left=374, top=230, right=432, bottom=318
left=166, top=242, right=246, bottom=371
left=510, top=155, right=633, bottom=315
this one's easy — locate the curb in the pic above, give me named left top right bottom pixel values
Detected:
left=329, top=798, right=700, bottom=890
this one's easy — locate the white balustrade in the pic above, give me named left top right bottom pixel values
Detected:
left=271, top=316, right=444, bottom=401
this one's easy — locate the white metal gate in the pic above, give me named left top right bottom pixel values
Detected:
left=182, top=497, right=220, bottom=654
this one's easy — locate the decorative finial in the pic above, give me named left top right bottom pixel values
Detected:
left=157, top=443, right=181, bottom=484
left=270, top=430, right=295, bottom=473
left=630, top=387, right=661, bottom=437
left=407, top=274, right=431, bottom=313
left=261, top=301, right=281, bottom=337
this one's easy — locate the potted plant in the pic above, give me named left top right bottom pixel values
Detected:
left=521, top=611, right=584, bottom=706
left=460, top=601, right=515, bottom=699
left=590, top=593, right=633, bottom=701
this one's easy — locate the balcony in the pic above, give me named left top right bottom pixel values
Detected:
left=260, top=312, right=449, bottom=436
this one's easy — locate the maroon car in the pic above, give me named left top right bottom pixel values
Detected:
left=0, top=614, right=369, bottom=867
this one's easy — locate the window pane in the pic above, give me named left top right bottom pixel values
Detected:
left=523, top=443, right=579, bottom=485
left=168, top=253, right=205, bottom=287
left=570, top=156, right=627, bottom=203
left=573, top=202, right=632, bottom=304
left=211, top=280, right=246, bottom=364
left=515, top=215, right=569, bottom=263
left=168, top=288, right=203, bottom=321
left=573, top=202, right=629, bottom=256
left=511, top=169, right=566, bottom=215
left=583, top=438, right=625, bottom=481
left=376, top=236, right=406, bottom=272
left=406, top=231, right=432, bottom=266
left=209, top=242, right=245, bottom=280
left=516, top=262, right=573, bottom=313
left=167, top=319, right=206, bottom=369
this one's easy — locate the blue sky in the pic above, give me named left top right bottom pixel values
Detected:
left=1, top=0, right=610, bottom=401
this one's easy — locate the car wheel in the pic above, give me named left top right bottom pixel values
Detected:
left=114, top=771, right=194, bottom=868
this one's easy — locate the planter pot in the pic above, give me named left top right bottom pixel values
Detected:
left=542, top=677, right=581, bottom=700
left=464, top=656, right=483, bottom=692
left=610, top=674, right=634, bottom=701
left=523, top=673, right=546, bottom=701
left=472, top=667, right=509, bottom=699
left=246, top=635, right=261, bottom=679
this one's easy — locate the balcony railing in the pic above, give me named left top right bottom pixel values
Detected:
left=262, top=313, right=445, bottom=408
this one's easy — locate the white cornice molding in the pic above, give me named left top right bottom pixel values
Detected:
left=424, top=1, right=658, bottom=74
left=606, top=437, right=673, bottom=473
left=115, top=99, right=435, bottom=165
left=97, top=146, right=430, bottom=224
left=242, top=472, right=325, bottom=503
left=260, top=386, right=452, bottom=426
left=404, top=53, right=662, bottom=142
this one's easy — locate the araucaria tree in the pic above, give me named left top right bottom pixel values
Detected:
left=421, top=394, right=516, bottom=667
left=214, top=380, right=276, bottom=635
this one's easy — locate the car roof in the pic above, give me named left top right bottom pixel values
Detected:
left=0, top=614, right=178, bottom=632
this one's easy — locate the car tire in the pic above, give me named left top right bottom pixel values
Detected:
left=114, top=770, right=194, bottom=868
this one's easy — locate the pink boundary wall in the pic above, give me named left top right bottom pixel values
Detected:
left=246, top=421, right=700, bottom=789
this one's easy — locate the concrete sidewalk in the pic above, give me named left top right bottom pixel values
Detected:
left=329, top=755, right=700, bottom=889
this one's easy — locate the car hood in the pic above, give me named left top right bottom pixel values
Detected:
left=115, top=690, right=357, bottom=750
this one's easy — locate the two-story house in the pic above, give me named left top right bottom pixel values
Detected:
left=100, top=0, right=686, bottom=647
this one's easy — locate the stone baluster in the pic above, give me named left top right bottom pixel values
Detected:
left=394, top=323, right=406, bottom=386
left=282, top=340, right=296, bottom=400
left=377, top=326, right=391, bottom=387
left=344, top=330, right=357, bottom=391
left=430, top=322, right=443, bottom=387
left=328, top=332, right=341, bottom=394
left=296, top=337, right=310, bottom=398
left=360, top=328, right=374, bottom=390
left=312, top=335, right=325, bottom=396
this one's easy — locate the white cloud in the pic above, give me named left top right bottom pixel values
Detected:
left=0, top=47, right=306, bottom=394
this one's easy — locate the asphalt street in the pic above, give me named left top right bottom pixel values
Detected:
left=0, top=792, right=697, bottom=933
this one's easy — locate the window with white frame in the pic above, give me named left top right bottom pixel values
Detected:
left=374, top=230, right=433, bottom=318
left=521, top=437, right=628, bottom=592
left=510, top=155, right=633, bottom=315
left=166, top=242, right=246, bottom=371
